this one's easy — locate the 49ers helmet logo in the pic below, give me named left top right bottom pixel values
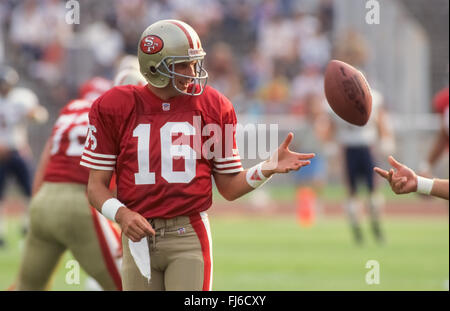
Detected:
left=140, top=35, right=164, bottom=54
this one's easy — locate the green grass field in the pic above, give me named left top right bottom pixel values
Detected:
left=1, top=214, right=448, bottom=291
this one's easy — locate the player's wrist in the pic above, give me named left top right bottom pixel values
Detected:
left=101, top=198, right=126, bottom=222
left=416, top=176, right=434, bottom=195
left=246, top=161, right=273, bottom=189
left=261, top=160, right=275, bottom=178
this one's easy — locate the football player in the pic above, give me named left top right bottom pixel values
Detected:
left=15, top=72, right=145, bottom=290
left=323, top=89, right=395, bottom=245
left=323, top=32, right=395, bottom=246
left=82, top=19, right=315, bottom=291
left=0, top=65, right=48, bottom=247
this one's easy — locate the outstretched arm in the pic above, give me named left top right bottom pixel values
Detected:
left=374, top=156, right=449, bottom=200
left=213, top=132, right=315, bottom=201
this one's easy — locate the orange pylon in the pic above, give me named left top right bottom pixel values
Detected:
left=296, top=187, right=316, bottom=227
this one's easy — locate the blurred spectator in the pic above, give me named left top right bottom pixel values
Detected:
left=297, top=20, right=330, bottom=69
left=241, top=47, right=273, bottom=91
left=9, top=0, right=72, bottom=84
left=258, top=14, right=297, bottom=66
left=290, top=65, right=324, bottom=112
left=81, top=13, right=124, bottom=77
left=258, top=66, right=291, bottom=114
left=9, top=0, right=47, bottom=63
left=207, top=42, right=242, bottom=103
left=0, top=0, right=335, bottom=150
left=115, top=0, right=154, bottom=54
left=332, top=30, right=369, bottom=68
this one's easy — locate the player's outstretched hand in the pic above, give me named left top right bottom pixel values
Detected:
left=262, top=132, right=315, bottom=176
left=374, top=156, right=418, bottom=195
left=115, top=207, right=155, bottom=242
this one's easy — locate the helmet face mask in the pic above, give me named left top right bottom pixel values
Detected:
left=138, top=20, right=209, bottom=96
left=159, top=56, right=208, bottom=96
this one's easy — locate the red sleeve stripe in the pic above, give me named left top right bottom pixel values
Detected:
left=83, top=149, right=117, bottom=159
left=80, top=161, right=114, bottom=171
left=81, top=155, right=116, bottom=165
left=213, top=167, right=243, bottom=174
left=213, top=161, right=243, bottom=169
left=214, top=156, right=241, bottom=163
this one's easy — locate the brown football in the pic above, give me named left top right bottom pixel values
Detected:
left=324, top=60, right=372, bottom=126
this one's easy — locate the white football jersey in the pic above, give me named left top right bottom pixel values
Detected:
left=0, top=87, right=39, bottom=149
left=330, top=89, right=383, bottom=146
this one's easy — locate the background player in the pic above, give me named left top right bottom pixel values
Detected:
left=83, top=19, right=315, bottom=291
left=0, top=65, right=48, bottom=247
left=322, top=31, right=396, bottom=245
left=418, top=86, right=449, bottom=177
left=14, top=72, right=145, bottom=290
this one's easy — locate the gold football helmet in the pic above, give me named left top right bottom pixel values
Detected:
left=137, top=19, right=208, bottom=96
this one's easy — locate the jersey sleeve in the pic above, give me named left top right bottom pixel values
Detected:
left=212, top=95, right=243, bottom=174
left=433, top=87, right=449, bottom=114
left=80, top=92, right=120, bottom=171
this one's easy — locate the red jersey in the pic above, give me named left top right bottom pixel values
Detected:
left=433, top=87, right=449, bottom=114
left=44, top=99, right=92, bottom=184
left=80, top=85, right=243, bottom=219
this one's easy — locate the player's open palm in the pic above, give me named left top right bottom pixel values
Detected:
left=374, top=156, right=418, bottom=194
left=263, top=132, right=315, bottom=174
left=115, top=207, right=155, bottom=242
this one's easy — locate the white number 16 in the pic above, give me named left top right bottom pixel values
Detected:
left=133, top=122, right=197, bottom=185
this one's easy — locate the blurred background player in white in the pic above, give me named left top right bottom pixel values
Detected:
left=113, top=54, right=145, bottom=87
left=322, top=31, right=396, bottom=245
left=14, top=69, right=146, bottom=290
left=0, top=65, right=48, bottom=247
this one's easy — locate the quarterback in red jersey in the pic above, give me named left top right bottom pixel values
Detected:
left=83, top=20, right=315, bottom=291
left=14, top=77, right=124, bottom=290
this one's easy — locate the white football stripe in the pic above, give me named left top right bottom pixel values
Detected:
left=80, top=161, right=115, bottom=171
left=200, top=212, right=213, bottom=291
left=214, top=162, right=243, bottom=169
left=214, top=156, right=241, bottom=163
left=83, top=149, right=117, bottom=159
left=81, top=155, right=116, bottom=165
left=212, top=167, right=243, bottom=174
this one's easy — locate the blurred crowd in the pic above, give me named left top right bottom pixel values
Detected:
left=0, top=0, right=334, bottom=116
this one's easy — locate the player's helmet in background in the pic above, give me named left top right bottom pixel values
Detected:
left=137, top=19, right=208, bottom=96
left=0, top=65, right=19, bottom=95
left=114, top=68, right=147, bottom=87
left=79, top=77, right=112, bottom=103
left=116, top=55, right=140, bottom=73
